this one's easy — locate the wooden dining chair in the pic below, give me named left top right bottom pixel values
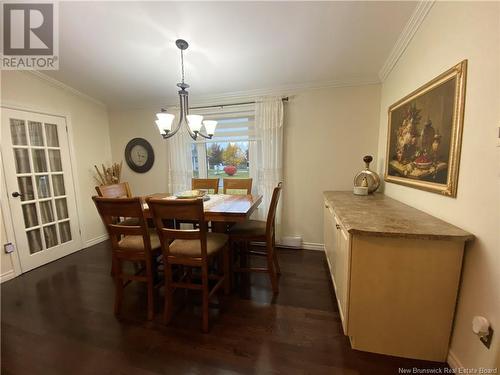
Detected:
left=95, top=182, right=140, bottom=276
left=147, top=197, right=230, bottom=333
left=95, top=182, right=133, bottom=198
left=95, top=182, right=139, bottom=225
left=228, top=182, right=282, bottom=293
left=222, top=178, right=252, bottom=195
left=192, top=178, right=219, bottom=194
left=92, top=196, right=162, bottom=320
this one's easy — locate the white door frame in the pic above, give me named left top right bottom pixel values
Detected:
left=0, top=102, right=84, bottom=277
left=0, top=151, right=22, bottom=281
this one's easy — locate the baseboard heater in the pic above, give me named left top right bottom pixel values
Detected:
left=279, top=236, right=303, bottom=249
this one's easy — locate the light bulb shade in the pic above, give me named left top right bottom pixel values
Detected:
left=187, top=114, right=203, bottom=132
left=155, top=112, right=174, bottom=133
left=203, top=120, right=217, bottom=135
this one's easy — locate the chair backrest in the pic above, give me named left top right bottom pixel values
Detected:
left=266, top=182, right=283, bottom=237
left=192, top=178, right=219, bottom=194
left=95, top=182, right=132, bottom=198
left=223, top=178, right=252, bottom=195
left=146, top=198, right=209, bottom=260
left=92, top=196, right=151, bottom=252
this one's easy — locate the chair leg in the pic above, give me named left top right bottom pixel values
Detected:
left=110, top=256, right=116, bottom=277
left=201, top=264, right=210, bottom=333
left=240, top=241, right=251, bottom=291
left=146, top=259, right=155, bottom=321
left=272, top=247, right=281, bottom=276
left=228, top=239, right=235, bottom=290
left=241, top=240, right=249, bottom=267
left=266, top=243, right=279, bottom=294
left=223, top=244, right=230, bottom=295
left=272, top=233, right=281, bottom=275
left=113, top=258, right=123, bottom=315
left=163, top=262, right=174, bottom=325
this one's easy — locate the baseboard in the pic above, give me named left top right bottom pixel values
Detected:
left=252, top=240, right=325, bottom=251
left=0, top=269, right=17, bottom=284
left=447, top=349, right=463, bottom=370
left=302, top=242, right=325, bottom=251
left=84, top=234, right=109, bottom=248
left=275, top=242, right=325, bottom=251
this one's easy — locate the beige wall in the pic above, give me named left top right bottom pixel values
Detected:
left=1, top=71, right=112, bottom=274
left=107, top=85, right=381, bottom=246
left=376, top=2, right=500, bottom=368
left=283, top=85, right=380, bottom=244
left=108, top=108, right=168, bottom=195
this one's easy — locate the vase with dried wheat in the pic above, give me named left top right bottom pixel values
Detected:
left=94, top=162, right=122, bottom=186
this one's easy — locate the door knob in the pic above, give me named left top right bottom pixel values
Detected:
left=11, top=192, right=22, bottom=198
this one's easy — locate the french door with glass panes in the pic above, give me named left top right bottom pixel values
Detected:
left=1, top=108, right=81, bottom=272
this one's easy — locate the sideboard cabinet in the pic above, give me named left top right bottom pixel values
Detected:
left=323, top=191, right=473, bottom=362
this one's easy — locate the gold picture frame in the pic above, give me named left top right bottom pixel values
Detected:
left=384, top=60, right=467, bottom=197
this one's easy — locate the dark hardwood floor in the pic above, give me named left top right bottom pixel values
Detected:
left=1, top=241, right=448, bottom=374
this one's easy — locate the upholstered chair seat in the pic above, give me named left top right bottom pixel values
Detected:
left=169, top=233, right=228, bottom=257
left=118, top=230, right=161, bottom=251
left=229, top=220, right=266, bottom=238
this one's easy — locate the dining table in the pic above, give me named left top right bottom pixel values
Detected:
left=142, top=193, right=263, bottom=232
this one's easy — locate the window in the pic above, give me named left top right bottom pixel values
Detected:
left=191, top=113, right=254, bottom=189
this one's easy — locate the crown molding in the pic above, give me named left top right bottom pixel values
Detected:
left=26, top=71, right=106, bottom=107
left=110, top=77, right=381, bottom=110
left=191, top=78, right=381, bottom=106
left=378, top=0, right=435, bottom=82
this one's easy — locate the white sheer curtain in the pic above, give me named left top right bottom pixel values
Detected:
left=251, top=97, right=284, bottom=230
left=167, top=116, right=193, bottom=194
left=196, top=142, right=208, bottom=178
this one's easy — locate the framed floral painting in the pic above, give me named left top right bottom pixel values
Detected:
left=384, top=60, right=467, bottom=197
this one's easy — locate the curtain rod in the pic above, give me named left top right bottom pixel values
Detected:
left=189, top=97, right=288, bottom=110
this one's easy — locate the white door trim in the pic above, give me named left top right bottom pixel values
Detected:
left=1, top=101, right=85, bottom=242
left=0, top=151, right=23, bottom=280
left=0, top=103, right=84, bottom=275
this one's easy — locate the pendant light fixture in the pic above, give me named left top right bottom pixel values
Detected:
left=155, top=39, right=217, bottom=140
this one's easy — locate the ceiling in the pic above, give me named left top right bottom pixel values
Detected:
left=43, top=1, right=418, bottom=108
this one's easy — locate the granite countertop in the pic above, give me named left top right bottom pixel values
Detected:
left=323, top=191, right=474, bottom=241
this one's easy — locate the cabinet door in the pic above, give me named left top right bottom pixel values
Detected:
left=336, top=224, right=351, bottom=333
left=323, top=203, right=335, bottom=272
left=331, top=217, right=340, bottom=288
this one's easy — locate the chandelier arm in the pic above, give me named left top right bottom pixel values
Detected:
left=196, top=132, right=213, bottom=140
left=164, top=116, right=183, bottom=138
left=183, top=90, right=200, bottom=140
left=161, top=92, right=185, bottom=139
left=188, top=132, right=198, bottom=141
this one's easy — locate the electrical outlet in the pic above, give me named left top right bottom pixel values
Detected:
left=4, top=242, right=15, bottom=254
left=480, top=327, right=494, bottom=349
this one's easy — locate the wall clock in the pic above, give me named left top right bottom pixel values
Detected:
left=124, top=138, right=155, bottom=173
